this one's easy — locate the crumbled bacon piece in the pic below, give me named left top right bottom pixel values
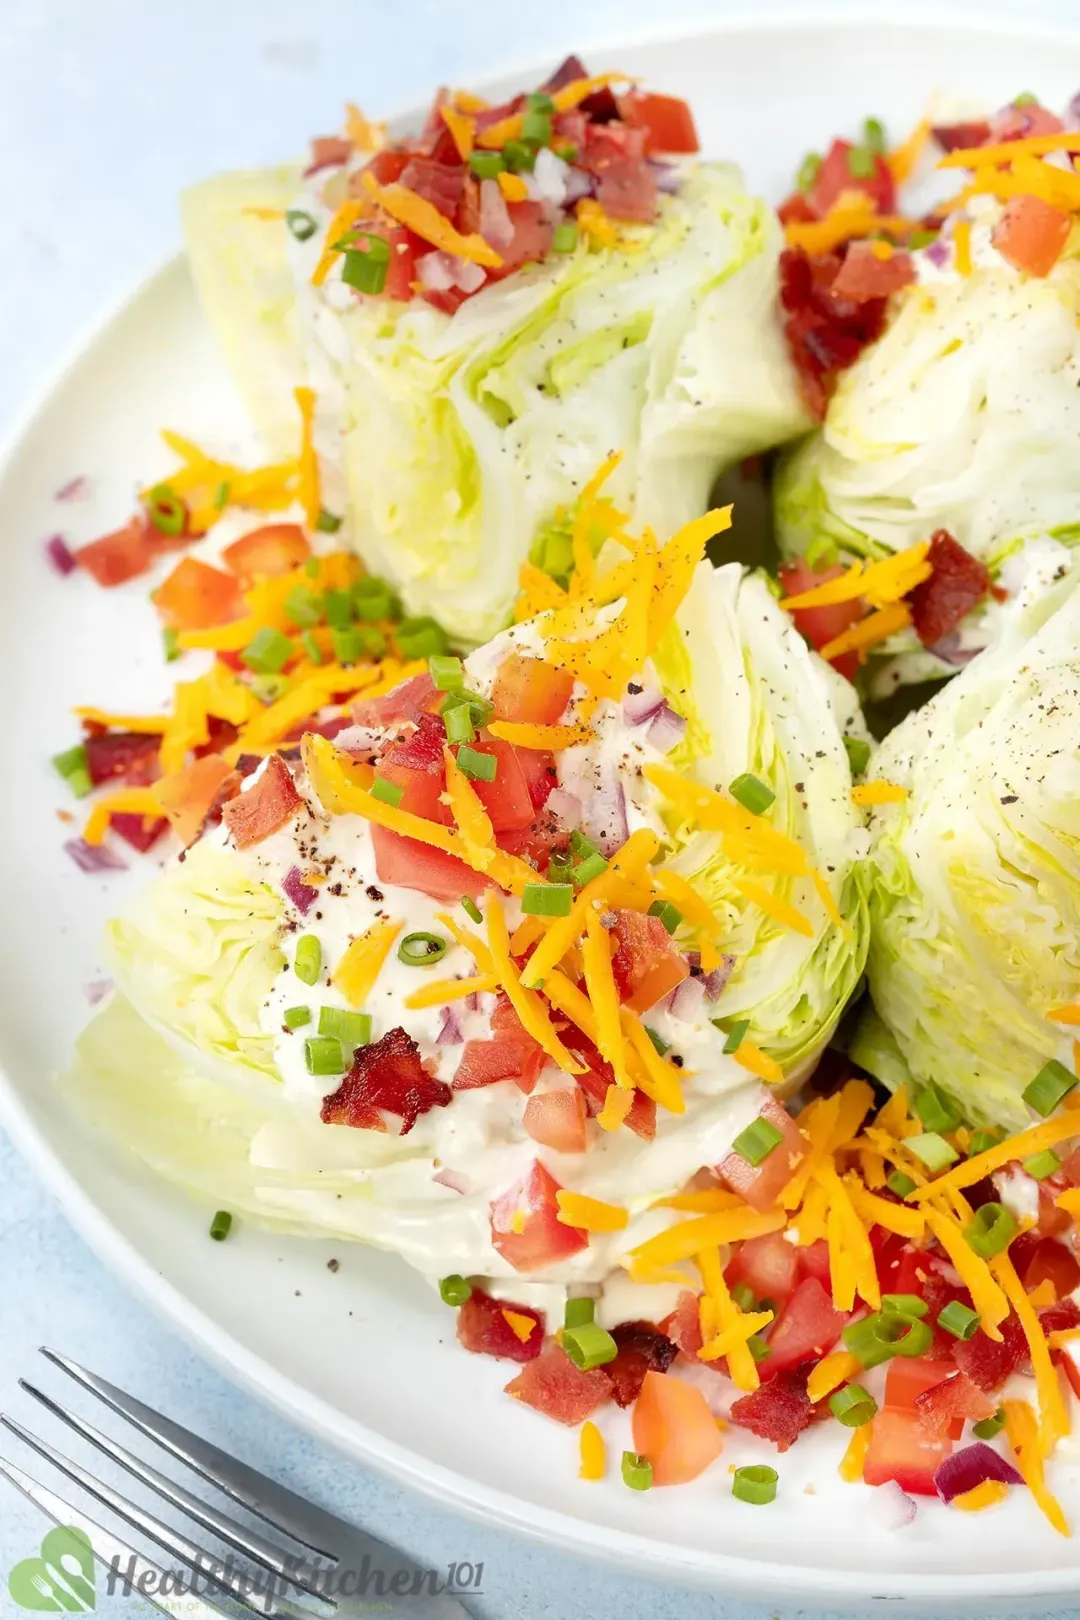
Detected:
left=222, top=754, right=303, bottom=849
left=953, top=1312, right=1027, bottom=1391
left=602, top=1320, right=678, bottom=1407
left=932, top=120, right=991, bottom=152
left=908, top=530, right=991, bottom=648
left=664, top=1290, right=704, bottom=1356
left=779, top=246, right=892, bottom=419
left=504, top=1340, right=610, bottom=1425
left=730, top=1368, right=814, bottom=1452
left=830, top=242, right=916, bottom=304
left=84, top=731, right=161, bottom=788
left=456, top=1289, right=544, bottom=1363
left=111, top=813, right=169, bottom=853
left=305, top=135, right=353, bottom=175
left=321, top=1026, right=451, bottom=1134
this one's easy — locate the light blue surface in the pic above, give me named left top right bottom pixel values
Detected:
left=3, top=3, right=1080, bottom=1617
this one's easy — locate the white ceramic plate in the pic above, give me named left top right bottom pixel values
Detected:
left=6, top=17, right=1080, bottom=1610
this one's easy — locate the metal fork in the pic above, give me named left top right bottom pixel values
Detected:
left=0, top=1348, right=473, bottom=1620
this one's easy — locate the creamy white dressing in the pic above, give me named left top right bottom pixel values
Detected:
left=994, top=1166, right=1041, bottom=1226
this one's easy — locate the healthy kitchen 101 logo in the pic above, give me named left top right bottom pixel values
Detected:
left=7, top=1526, right=96, bottom=1610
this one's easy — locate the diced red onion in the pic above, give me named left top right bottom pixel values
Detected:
left=451, top=257, right=487, bottom=295
left=928, top=630, right=979, bottom=666
left=649, top=159, right=681, bottom=195
left=64, top=838, right=126, bottom=873
left=646, top=702, right=686, bottom=753
left=671, top=1353, right=736, bottom=1417
left=1066, top=91, right=1080, bottom=131
left=55, top=475, right=90, bottom=502
left=933, top=1442, right=1023, bottom=1505
left=433, top=1167, right=470, bottom=1194
left=585, top=771, right=629, bottom=856
left=83, top=978, right=114, bottom=1005
left=479, top=178, right=514, bottom=250
left=435, top=1007, right=463, bottom=1045
left=924, top=237, right=950, bottom=267
left=328, top=723, right=382, bottom=759
left=544, top=787, right=581, bottom=830
left=463, top=989, right=480, bottom=1013
left=45, top=534, right=77, bottom=576
left=870, top=1480, right=918, bottom=1529
left=668, top=975, right=706, bottom=1023
left=533, top=147, right=570, bottom=206
left=562, top=167, right=596, bottom=205
left=703, top=954, right=736, bottom=1001
left=282, top=866, right=317, bottom=915
left=416, top=250, right=455, bottom=293
left=622, top=686, right=664, bottom=726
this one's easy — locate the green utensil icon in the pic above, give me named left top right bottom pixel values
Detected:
left=8, top=1527, right=95, bottom=1611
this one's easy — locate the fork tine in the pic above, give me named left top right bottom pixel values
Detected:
left=0, top=1450, right=232, bottom=1620
left=19, top=1379, right=329, bottom=1603
left=0, top=1415, right=316, bottom=1620
left=40, top=1350, right=339, bottom=1560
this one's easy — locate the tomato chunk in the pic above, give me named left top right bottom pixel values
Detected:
left=152, top=557, right=244, bottom=630
left=490, top=654, right=574, bottom=725
left=914, top=1371, right=996, bottom=1437
left=885, top=1356, right=962, bottom=1437
left=863, top=1407, right=953, bottom=1496
left=631, top=1370, right=723, bottom=1484
left=807, top=138, right=896, bottom=218
left=222, top=523, right=310, bottom=581
left=222, top=753, right=303, bottom=848
left=617, top=91, right=699, bottom=154
left=455, top=995, right=547, bottom=1095
left=463, top=737, right=535, bottom=833
left=778, top=557, right=866, bottom=681
left=610, top=910, right=689, bottom=1014
left=831, top=242, right=916, bottom=304
left=84, top=731, right=160, bottom=788
left=485, top=201, right=554, bottom=283
left=523, top=1088, right=588, bottom=1152
left=757, top=1276, right=846, bottom=1380
left=563, top=1025, right=656, bottom=1140
left=717, top=1099, right=806, bottom=1213
left=505, top=1340, right=610, bottom=1424
left=379, top=712, right=451, bottom=824
left=490, top=1161, right=588, bottom=1273
left=74, top=515, right=162, bottom=587
left=1022, top=1237, right=1080, bottom=1301
left=726, top=1232, right=799, bottom=1307
left=370, top=823, right=491, bottom=902
left=993, top=194, right=1071, bottom=278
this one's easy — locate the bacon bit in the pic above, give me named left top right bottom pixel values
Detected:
left=457, top=1289, right=544, bottom=1362
left=156, top=755, right=239, bottom=847
left=831, top=241, right=916, bottom=303
left=601, top=1321, right=678, bottom=1408
left=322, top=1025, right=451, bottom=1135
left=83, top=730, right=161, bottom=787
left=305, top=134, right=352, bottom=176
left=74, top=514, right=166, bottom=588
left=778, top=247, right=893, bottom=419
left=504, top=1340, right=611, bottom=1426
left=933, top=120, right=992, bottom=153
left=360, top=170, right=503, bottom=266
left=221, top=753, right=302, bottom=848
left=908, top=530, right=990, bottom=647
left=730, top=1369, right=814, bottom=1453
left=579, top=1419, right=606, bottom=1479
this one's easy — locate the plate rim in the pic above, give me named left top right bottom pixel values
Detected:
left=6, top=13, right=1080, bottom=1602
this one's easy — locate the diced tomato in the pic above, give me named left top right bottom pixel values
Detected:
left=305, top=134, right=352, bottom=175
left=523, top=1087, right=588, bottom=1152
left=461, top=737, right=535, bottom=833
left=156, top=755, right=240, bottom=848
left=779, top=246, right=892, bottom=422
left=914, top=1371, right=997, bottom=1437
left=953, top=1312, right=1027, bottom=1391
left=552, top=109, right=589, bottom=150
left=1037, top=1184, right=1075, bottom=1238
left=455, top=995, right=547, bottom=1094
left=932, top=120, right=991, bottom=152
left=777, top=191, right=817, bottom=227
left=490, top=654, right=574, bottom=725
left=222, top=753, right=303, bottom=848
left=831, top=242, right=916, bottom=304
left=222, top=523, right=310, bottom=582
left=84, top=731, right=160, bottom=788
left=580, top=124, right=657, bottom=223
left=485, top=201, right=554, bottom=282
left=885, top=1356, right=962, bottom=1439
left=496, top=806, right=568, bottom=869
left=609, top=910, right=689, bottom=1014
left=370, top=823, right=491, bottom=902
left=398, top=157, right=465, bottom=220
left=1040, top=1298, right=1080, bottom=1336
left=321, top=1025, right=451, bottom=1135
left=540, top=53, right=590, bottom=93
left=908, top=530, right=991, bottom=648
left=726, top=1232, right=799, bottom=1307
left=993, top=193, right=1071, bottom=278
left=512, top=747, right=558, bottom=812
left=778, top=557, right=866, bottom=681
left=1022, top=1236, right=1080, bottom=1300
left=1057, top=1144, right=1080, bottom=1188
left=757, top=1277, right=846, bottom=1380
left=990, top=101, right=1063, bottom=142
left=717, top=1099, right=807, bottom=1214
left=664, top=1290, right=704, bottom=1356
left=364, top=221, right=425, bottom=303
left=562, top=1025, right=656, bottom=1140
left=505, top=1340, right=610, bottom=1424
left=74, top=515, right=163, bottom=587
left=632, top=1369, right=723, bottom=1484
left=378, top=713, right=451, bottom=823
left=360, top=148, right=411, bottom=188
left=603, top=1321, right=678, bottom=1408
left=352, top=672, right=437, bottom=728
left=797, top=1238, right=833, bottom=1289
left=456, top=1288, right=544, bottom=1362
left=111, top=812, right=169, bottom=853
left=616, top=91, right=699, bottom=154
left=730, top=1368, right=814, bottom=1453
left=807, top=138, right=896, bottom=218
left=490, top=1161, right=589, bottom=1273
left=152, top=557, right=244, bottom=630
left=863, top=1407, right=953, bottom=1496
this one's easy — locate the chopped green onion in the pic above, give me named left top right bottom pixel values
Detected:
left=457, top=746, right=497, bottom=783
left=304, top=1035, right=345, bottom=1076
left=846, top=144, right=875, bottom=178
left=969, top=1128, right=1001, bottom=1157
left=318, top=1007, right=372, bottom=1050
left=398, top=931, right=448, bottom=967
left=209, top=1210, right=233, bottom=1242
left=370, top=776, right=404, bottom=808
left=522, top=883, right=573, bottom=917
left=563, top=1322, right=618, bottom=1371
left=502, top=138, right=537, bottom=172
left=339, top=235, right=390, bottom=295
left=304, top=556, right=320, bottom=578
left=468, top=151, right=505, bottom=178
left=732, top=1465, right=778, bottom=1505
left=285, top=584, right=323, bottom=628
left=163, top=626, right=180, bottom=663
left=914, top=1082, right=962, bottom=1135
left=564, top=1296, right=595, bottom=1329
left=440, top=1270, right=472, bottom=1308
left=572, top=852, right=608, bottom=887
left=293, top=933, right=322, bottom=986
left=722, top=1018, right=751, bottom=1055
left=843, top=1309, right=932, bottom=1368
left=526, top=91, right=556, bottom=114
left=747, top=1333, right=771, bottom=1362
left=441, top=688, right=493, bottom=728
left=843, top=735, right=871, bottom=775
left=353, top=625, right=386, bottom=658
left=863, top=117, right=887, bottom=154
left=300, top=629, right=324, bottom=665
left=569, top=829, right=600, bottom=858
left=521, top=108, right=552, bottom=146
left=552, top=221, right=579, bottom=253
left=965, top=1202, right=1017, bottom=1261
left=213, top=481, right=229, bottom=509
left=146, top=483, right=186, bottom=537
left=796, top=151, right=822, bottom=192
left=644, top=1027, right=669, bottom=1057
left=242, top=625, right=293, bottom=674
left=1023, top=1148, right=1062, bottom=1182
left=554, top=142, right=578, bottom=163
left=316, top=508, right=343, bottom=534
left=429, top=654, right=465, bottom=691
left=1023, top=1059, right=1078, bottom=1117
left=439, top=1273, right=473, bottom=1306
left=647, top=899, right=682, bottom=936
left=323, top=588, right=355, bottom=629
left=283, top=1006, right=311, bottom=1030
left=444, top=703, right=476, bottom=745
left=881, top=1294, right=928, bottom=1319
left=907, top=228, right=939, bottom=250
left=354, top=577, right=397, bottom=622
left=973, top=1408, right=1006, bottom=1441
left=886, top=1170, right=918, bottom=1200
left=937, top=1300, right=980, bottom=1342
left=829, top=1385, right=878, bottom=1428
left=461, top=896, right=483, bottom=924
left=251, top=673, right=290, bottom=705
left=731, top=1282, right=756, bottom=1312
left=729, top=772, right=775, bottom=815
left=285, top=209, right=318, bottom=241
left=52, top=743, right=93, bottom=800
left=396, top=615, right=448, bottom=659
left=1013, top=90, right=1039, bottom=106
left=906, top=1132, right=959, bottom=1172
left=621, top=1451, right=653, bottom=1491
left=332, top=626, right=370, bottom=665
left=732, top=1118, right=784, bottom=1168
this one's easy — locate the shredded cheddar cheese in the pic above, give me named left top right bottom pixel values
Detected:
left=839, top=1424, right=871, bottom=1482
left=496, top=170, right=529, bottom=203
left=807, top=1351, right=860, bottom=1404
left=953, top=219, right=973, bottom=276
left=953, top=1480, right=1010, bottom=1513
left=360, top=170, right=503, bottom=266
left=938, top=131, right=1080, bottom=169
left=439, top=101, right=475, bottom=160
left=820, top=602, right=912, bottom=663
left=556, top=1191, right=629, bottom=1232
left=332, top=919, right=403, bottom=1007
left=733, top=879, right=814, bottom=939
left=486, top=720, right=593, bottom=751
left=779, top=543, right=931, bottom=612
left=403, top=972, right=498, bottom=1011
left=582, top=909, right=631, bottom=1089
left=625, top=1207, right=786, bottom=1272
left=82, top=789, right=164, bottom=846
left=697, top=1246, right=761, bottom=1392
left=912, top=1110, right=1080, bottom=1201
left=732, top=1041, right=784, bottom=1086
left=501, top=1309, right=537, bottom=1343
left=579, top=1420, right=606, bottom=1481
left=851, top=781, right=909, bottom=807
left=484, top=893, right=586, bottom=1075
left=1003, top=1399, right=1069, bottom=1536
left=923, top=1206, right=1008, bottom=1339
left=596, top=1084, right=635, bottom=1132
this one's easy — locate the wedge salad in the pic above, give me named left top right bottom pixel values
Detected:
left=43, top=63, right=1080, bottom=1529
